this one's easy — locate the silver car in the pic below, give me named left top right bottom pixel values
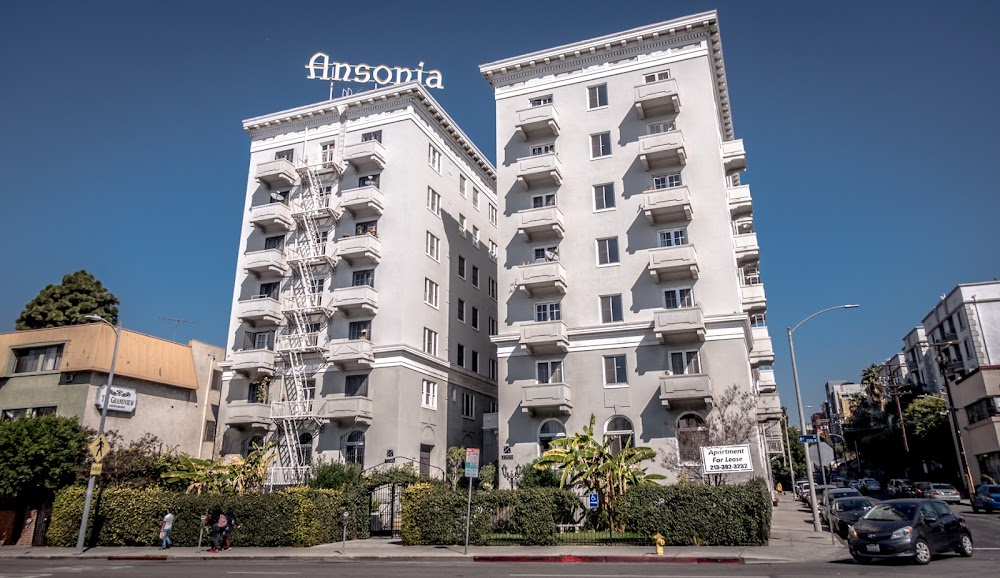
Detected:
left=929, top=483, right=962, bottom=504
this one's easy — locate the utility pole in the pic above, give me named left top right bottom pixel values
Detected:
left=931, top=341, right=976, bottom=495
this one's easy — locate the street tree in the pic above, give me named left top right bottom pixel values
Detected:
left=445, top=446, right=466, bottom=490
left=0, top=415, right=90, bottom=504
left=94, top=432, right=185, bottom=489
left=16, top=270, right=120, bottom=330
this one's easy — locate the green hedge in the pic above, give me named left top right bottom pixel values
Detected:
left=401, top=483, right=579, bottom=546
left=613, top=480, right=771, bottom=546
left=47, top=486, right=367, bottom=547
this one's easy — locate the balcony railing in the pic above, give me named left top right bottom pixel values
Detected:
left=285, top=241, right=336, bottom=267
left=249, top=203, right=295, bottom=231
left=653, top=306, right=705, bottom=344
left=321, top=396, right=374, bottom=424
left=225, top=400, right=271, bottom=428
left=727, top=184, right=752, bottom=217
left=335, top=234, right=382, bottom=267
left=290, top=194, right=341, bottom=221
left=642, top=186, right=692, bottom=224
left=268, top=466, right=311, bottom=487
left=326, top=338, right=375, bottom=370
left=255, top=158, right=299, bottom=189
left=750, top=326, right=774, bottom=365
left=270, top=399, right=322, bottom=420
left=638, top=131, right=686, bottom=171
left=514, top=104, right=561, bottom=141
left=237, top=296, right=283, bottom=325
left=282, top=293, right=333, bottom=317
left=659, top=373, right=713, bottom=409
left=520, top=320, right=569, bottom=354
left=344, top=140, right=387, bottom=172
left=722, top=139, right=747, bottom=173
left=647, top=245, right=698, bottom=283
left=231, top=349, right=277, bottom=377
left=516, top=260, right=568, bottom=296
left=515, top=153, right=563, bottom=190
left=276, top=332, right=327, bottom=354
left=331, top=285, right=378, bottom=317
left=339, top=185, right=385, bottom=219
left=734, top=232, right=759, bottom=263
left=521, top=382, right=572, bottom=416
left=756, top=392, right=782, bottom=421
left=516, top=206, right=565, bottom=241
left=633, top=78, right=681, bottom=119
left=243, top=249, right=288, bottom=277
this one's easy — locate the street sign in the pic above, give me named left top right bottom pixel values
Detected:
left=96, top=385, right=138, bottom=413
left=798, top=434, right=819, bottom=443
left=465, top=448, right=480, bottom=478
left=385, top=449, right=395, bottom=464
left=701, top=444, right=754, bottom=474
left=500, top=445, right=513, bottom=460
left=88, top=433, right=110, bottom=463
left=588, top=493, right=599, bottom=509
left=90, top=463, right=103, bottom=476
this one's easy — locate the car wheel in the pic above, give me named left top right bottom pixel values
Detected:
left=958, top=533, right=973, bottom=557
left=987, top=505, right=994, bottom=514
left=852, top=553, right=872, bottom=565
left=913, top=539, right=932, bottom=565
left=972, top=504, right=979, bottom=513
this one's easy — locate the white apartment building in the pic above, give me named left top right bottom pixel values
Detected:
left=902, top=326, right=940, bottom=394
left=824, top=380, right=863, bottom=436
left=479, top=11, right=780, bottom=483
left=217, top=84, right=500, bottom=483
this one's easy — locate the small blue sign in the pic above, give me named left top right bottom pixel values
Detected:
left=798, top=434, right=819, bottom=443
left=588, top=493, right=599, bottom=509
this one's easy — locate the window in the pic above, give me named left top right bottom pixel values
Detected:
left=423, top=328, right=438, bottom=356
left=471, top=307, right=480, bottom=330
left=664, top=288, right=694, bottom=309
left=275, top=149, right=294, bottom=161
left=669, top=350, right=702, bottom=375
left=13, top=345, right=64, bottom=374
left=534, top=245, right=559, bottom=262
left=593, top=183, right=615, bottom=210
left=462, top=392, right=475, bottom=419
left=489, top=204, right=497, bottom=226
left=588, top=84, right=608, bottom=109
left=361, top=130, right=382, bottom=143
left=489, top=277, right=497, bottom=300
left=741, top=262, right=762, bottom=286
left=427, top=188, right=441, bottom=215
left=204, top=421, right=217, bottom=443
left=250, top=331, right=274, bottom=351
left=749, top=313, right=767, bottom=327
left=965, top=339, right=973, bottom=358
left=423, top=278, right=439, bottom=308
left=345, top=431, right=365, bottom=465
left=471, top=266, right=480, bottom=288
left=536, top=360, right=563, bottom=384
left=590, top=132, right=612, bottom=158
left=489, top=316, right=498, bottom=336
left=471, top=351, right=480, bottom=373
left=677, top=414, right=708, bottom=463
left=1, top=406, right=56, bottom=421
left=596, top=237, right=620, bottom=265
left=489, top=240, right=498, bottom=261
left=425, top=232, right=440, bottom=261
left=456, top=214, right=468, bottom=239
left=355, top=220, right=377, bottom=237
left=600, top=295, right=624, bottom=323
left=648, top=121, right=676, bottom=134
left=965, top=396, right=1000, bottom=425
left=605, top=416, right=634, bottom=455
left=459, top=175, right=467, bottom=197
left=654, top=173, right=682, bottom=189
left=472, top=226, right=480, bottom=248
left=530, top=95, right=553, bottom=106
left=473, top=188, right=481, bottom=209
left=309, top=278, right=324, bottom=294
left=321, top=143, right=337, bottom=167
left=346, top=375, right=369, bottom=397
left=456, top=344, right=466, bottom=367
left=421, top=380, right=438, bottom=409
left=298, top=432, right=313, bottom=464
left=349, top=321, right=371, bottom=341
left=531, top=143, right=555, bottom=156
left=457, top=299, right=466, bottom=323
left=957, top=311, right=966, bottom=331
left=359, top=174, right=380, bottom=188
left=264, top=235, right=284, bottom=251
left=643, top=70, right=671, bottom=83
left=532, top=193, right=556, bottom=207
left=428, top=145, right=441, bottom=172
left=353, top=269, right=375, bottom=287
left=269, top=190, right=289, bottom=204
left=658, top=228, right=688, bottom=247
left=458, top=255, right=467, bottom=279
left=535, top=302, right=561, bottom=322
left=489, top=358, right=498, bottom=380
left=539, top=420, right=566, bottom=452
left=604, top=355, right=628, bottom=386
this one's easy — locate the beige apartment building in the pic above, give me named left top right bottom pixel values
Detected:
left=479, top=11, right=780, bottom=483
left=218, top=84, right=499, bottom=484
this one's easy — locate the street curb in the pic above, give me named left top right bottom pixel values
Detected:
left=472, top=555, right=744, bottom=564
left=0, top=553, right=772, bottom=564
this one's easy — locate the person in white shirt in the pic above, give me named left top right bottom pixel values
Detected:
left=160, top=509, right=174, bottom=549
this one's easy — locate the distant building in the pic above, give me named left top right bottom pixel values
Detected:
left=0, top=324, right=224, bottom=457
left=824, top=380, right=862, bottom=436
left=810, top=412, right=830, bottom=437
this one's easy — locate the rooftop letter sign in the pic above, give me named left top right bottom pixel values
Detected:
left=305, top=53, right=444, bottom=89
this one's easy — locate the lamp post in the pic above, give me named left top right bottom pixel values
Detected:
left=74, top=315, right=122, bottom=554
left=788, top=304, right=860, bottom=532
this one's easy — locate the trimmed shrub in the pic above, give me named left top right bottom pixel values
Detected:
left=613, top=480, right=771, bottom=546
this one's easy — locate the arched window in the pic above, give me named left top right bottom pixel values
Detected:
left=605, top=416, right=634, bottom=455
left=298, top=433, right=313, bottom=465
left=345, top=430, right=365, bottom=466
left=677, top=413, right=708, bottom=463
left=538, top=419, right=566, bottom=453
left=243, top=435, right=264, bottom=457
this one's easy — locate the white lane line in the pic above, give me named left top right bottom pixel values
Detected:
left=226, top=573, right=301, bottom=576
left=510, top=575, right=769, bottom=578
left=977, top=547, right=1000, bottom=550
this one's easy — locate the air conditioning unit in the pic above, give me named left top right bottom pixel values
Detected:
left=59, top=372, right=76, bottom=384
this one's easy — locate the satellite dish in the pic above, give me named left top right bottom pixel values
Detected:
left=270, top=192, right=285, bottom=201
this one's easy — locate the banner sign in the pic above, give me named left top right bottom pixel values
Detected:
left=701, top=444, right=754, bottom=474
left=96, top=385, right=137, bottom=413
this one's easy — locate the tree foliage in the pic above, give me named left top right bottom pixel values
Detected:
left=905, top=395, right=949, bottom=439
left=0, top=415, right=90, bottom=503
left=308, top=459, right=362, bottom=490
left=445, top=446, right=466, bottom=491
left=161, top=441, right=275, bottom=494
left=16, top=270, right=120, bottom=331
left=516, top=458, right=561, bottom=489
left=87, top=432, right=186, bottom=490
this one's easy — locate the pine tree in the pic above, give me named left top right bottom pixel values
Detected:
left=15, top=270, right=120, bottom=330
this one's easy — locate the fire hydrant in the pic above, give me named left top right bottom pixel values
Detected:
left=653, top=533, right=665, bottom=556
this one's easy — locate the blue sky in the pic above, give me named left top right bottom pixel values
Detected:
left=2, top=1, right=998, bottom=425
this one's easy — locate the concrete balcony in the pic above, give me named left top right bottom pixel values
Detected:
left=727, top=185, right=752, bottom=217
left=331, top=285, right=378, bottom=317
left=520, top=320, right=569, bottom=354
left=225, top=400, right=271, bottom=429
left=647, top=245, right=699, bottom=283
left=734, top=233, right=759, bottom=264
left=243, top=249, right=288, bottom=277
left=291, top=194, right=341, bottom=221
left=634, top=78, right=681, bottom=119
left=335, top=234, right=381, bottom=267
left=740, top=284, right=767, bottom=312
left=521, top=382, right=572, bottom=416
left=638, top=131, right=686, bottom=171
left=514, top=104, right=561, bottom=141
left=750, top=326, right=775, bottom=365
left=268, top=466, right=311, bottom=487
left=755, top=368, right=777, bottom=393
left=516, top=260, right=568, bottom=297
left=285, top=241, right=336, bottom=268
left=255, top=158, right=299, bottom=189
left=515, top=153, right=563, bottom=190
left=326, top=338, right=375, bottom=370
left=231, top=349, right=277, bottom=377
left=282, top=293, right=334, bottom=318
left=249, top=203, right=295, bottom=231
left=339, top=185, right=385, bottom=219
left=517, top=206, right=565, bottom=241
left=659, top=373, right=713, bottom=409
left=482, top=412, right=499, bottom=431
left=276, top=332, right=327, bottom=355
left=722, top=139, right=747, bottom=173
left=344, top=140, right=387, bottom=173
left=642, top=186, right=692, bottom=224
left=236, top=296, right=283, bottom=326
left=321, top=396, right=374, bottom=425
left=756, top=392, right=782, bottom=422
left=653, top=306, right=705, bottom=344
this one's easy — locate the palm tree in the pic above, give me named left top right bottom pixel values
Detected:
left=861, top=364, right=886, bottom=422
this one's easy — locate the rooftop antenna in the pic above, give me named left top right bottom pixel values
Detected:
left=158, top=316, right=194, bottom=341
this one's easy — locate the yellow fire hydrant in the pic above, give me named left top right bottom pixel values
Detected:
left=653, top=533, right=665, bottom=556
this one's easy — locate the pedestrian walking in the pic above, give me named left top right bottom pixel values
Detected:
left=207, top=507, right=228, bottom=553
left=776, top=482, right=783, bottom=494
left=159, top=509, right=174, bottom=550
left=222, top=509, right=240, bottom=551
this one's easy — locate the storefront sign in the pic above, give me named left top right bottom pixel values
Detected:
left=701, top=444, right=753, bottom=474
left=305, top=53, right=444, bottom=89
left=96, top=385, right=137, bottom=413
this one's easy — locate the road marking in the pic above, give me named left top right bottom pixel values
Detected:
left=227, top=573, right=301, bottom=576
left=511, top=575, right=769, bottom=578
left=977, top=547, right=1000, bottom=550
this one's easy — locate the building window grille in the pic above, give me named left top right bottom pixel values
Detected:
left=677, top=413, right=708, bottom=463
left=605, top=416, right=634, bottom=455
left=344, top=431, right=365, bottom=465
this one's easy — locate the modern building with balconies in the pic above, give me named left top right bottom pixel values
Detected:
left=219, top=84, right=499, bottom=481
left=481, top=11, right=779, bottom=485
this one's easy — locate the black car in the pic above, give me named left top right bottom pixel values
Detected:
left=829, top=496, right=879, bottom=537
left=848, top=499, right=973, bottom=565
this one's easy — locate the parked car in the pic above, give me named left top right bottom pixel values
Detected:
left=971, top=485, right=1000, bottom=513
left=821, top=488, right=864, bottom=524
left=809, top=485, right=838, bottom=509
left=888, top=479, right=912, bottom=497
left=929, top=483, right=962, bottom=504
left=911, top=481, right=932, bottom=498
left=848, top=499, right=974, bottom=565
left=848, top=479, right=861, bottom=490
left=830, top=496, right=880, bottom=537
left=860, top=478, right=881, bottom=493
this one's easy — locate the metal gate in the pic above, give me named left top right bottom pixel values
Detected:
left=369, top=483, right=408, bottom=537
left=31, top=506, right=50, bottom=546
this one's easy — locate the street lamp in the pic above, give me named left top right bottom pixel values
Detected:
left=75, top=315, right=122, bottom=554
left=788, top=304, right=859, bottom=532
